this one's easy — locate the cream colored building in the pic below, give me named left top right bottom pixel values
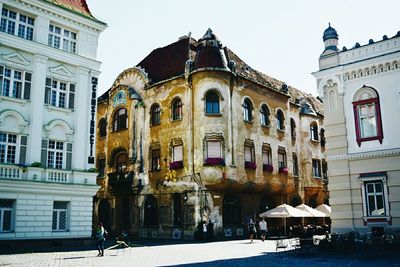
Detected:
left=95, top=29, right=328, bottom=239
left=313, top=25, right=400, bottom=234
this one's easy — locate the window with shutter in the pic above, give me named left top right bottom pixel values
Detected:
left=173, top=145, right=183, bottom=162
left=244, top=146, right=253, bottom=162
left=0, top=65, right=31, bottom=100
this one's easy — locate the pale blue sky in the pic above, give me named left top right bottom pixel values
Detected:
left=86, top=0, right=400, bottom=96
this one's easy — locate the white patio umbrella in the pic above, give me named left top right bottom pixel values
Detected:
left=295, top=204, right=327, bottom=217
left=259, top=204, right=310, bottom=236
left=315, top=204, right=331, bottom=217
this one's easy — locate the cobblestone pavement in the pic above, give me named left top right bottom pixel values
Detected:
left=0, top=239, right=399, bottom=267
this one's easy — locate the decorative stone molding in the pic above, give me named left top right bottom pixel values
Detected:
left=328, top=148, right=400, bottom=161
left=0, top=110, right=28, bottom=133
left=112, top=66, right=149, bottom=89
left=1, top=52, right=30, bottom=66
left=49, top=64, right=74, bottom=80
left=43, top=119, right=74, bottom=141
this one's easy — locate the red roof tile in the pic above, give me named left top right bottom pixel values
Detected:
left=45, top=0, right=93, bottom=17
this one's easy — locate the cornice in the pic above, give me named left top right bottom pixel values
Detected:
left=328, top=148, right=400, bottom=161
left=8, top=0, right=105, bottom=33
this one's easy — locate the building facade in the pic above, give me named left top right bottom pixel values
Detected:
left=313, top=25, right=400, bottom=234
left=95, top=30, right=328, bottom=239
left=0, top=0, right=106, bottom=243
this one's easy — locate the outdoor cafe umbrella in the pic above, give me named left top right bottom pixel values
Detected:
left=295, top=204, right=327, bottom=217
left=259, top=204, right=310, bottom=235
left=316, top=204, right=331, bottom=217
left=316, top=204, right=332, bottom=225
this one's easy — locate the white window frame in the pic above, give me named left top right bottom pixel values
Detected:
left=244, top=145, right=254, bottom=163
left=0, top=199, right=14, bottom=232
left=48, top=24, right=77, bottom=53
left=45, top=77, right=75, bottom=109
left=172, top=145, right=183, bottom=162
left=360, top=175, right=390, bottom=221
left=47, top=140, right=65, bottom=169
left=0, top=65, right=32, bottom=100
left=52, top=201, right=69, bottom=231
left=310, top=123, right=319, bottom=141
left=206, top=141, right=222, bottom=159
left=0, top=132, right=19, bottom=164
left=262, top=149, right=271, bottom=165
left=357, top=103, right=377, bottom=138
left=312, top=159, right=321, bottom=178
left=1, top=7, right=34, bottom=40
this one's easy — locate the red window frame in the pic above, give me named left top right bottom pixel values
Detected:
left=352, top=97, right=383, bottom=147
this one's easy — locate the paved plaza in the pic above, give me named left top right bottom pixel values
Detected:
left=1, top=239, right=399, bottom=267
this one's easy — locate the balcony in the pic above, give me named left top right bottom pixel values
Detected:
left=0, top=163, right=97, bottom=185
left=108, top=171, right=134, bottom=193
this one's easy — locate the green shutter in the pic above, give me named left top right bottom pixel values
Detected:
left=66, top=143, right=72, bottom=170
left=23, top=72, right=32, bottom=100
left=19, top=136, right=28, bottom=164
left=41, top=139, right=48, bottom=167
left=68, top=92, right=75, bottom=109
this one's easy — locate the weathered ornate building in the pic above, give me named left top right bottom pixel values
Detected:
left=95, top=30, right=328, bottom=239
left=313, top=25, right=400, bottom=234
left=0, top=0, right=106, bottom=245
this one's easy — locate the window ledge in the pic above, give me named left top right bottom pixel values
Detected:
left=205, top=113, right=223, bottom=117
left=171, top=118, right=182, bottom=122
left=310, top=139, right=320, bottom=144
left=277, top=129, right=285, bottom=133
left=244, top=120, right=253, bottom=124
left=0, top=96, right=29, bottom=106
left=111, top=128, right=128, bottom=133
left=46, top=105, right=73, bottom=115
left=261, top=124, right=271, bottom=129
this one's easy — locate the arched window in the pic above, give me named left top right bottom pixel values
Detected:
left=99, top=118, right=107, bottom=137
left=276, top=110, right=284, bottom=131
left=243, top=98, right=253, bottom=121
left=205, top=91, right=220, bottom=114
left=308, top=197, right=317, bottom=208
left=150, top=104, right=161, bottom=126
left=116, top=153, right=128, bottom=172
left=320, top=128, right=326, bottom=147
left=290, top=118, right=296, bottom=140
left=260, top=104, right=270, bottom=126
left=113, top=108, right=127, bottom=131
left=352, top=86, right=383, bottom=146
left=310, top=121, right=319, bottom=141
left=171, top=98, right=182, bottom=121
left=290, top=195, right=302, bottom=207
left=223, top=195, right=241, bottom=225
left=328, top=89, right=337, bottom=111
left=144, top=195, right=158, bottom=226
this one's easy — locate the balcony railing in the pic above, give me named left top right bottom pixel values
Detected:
left=0, top=164, right=22, bottom=179
left=45, top=169, right=70, bottom=183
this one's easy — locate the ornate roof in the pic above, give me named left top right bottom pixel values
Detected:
left=43, top=0, right=93, bottom=18
left=323, top=23, right=338, bottom=41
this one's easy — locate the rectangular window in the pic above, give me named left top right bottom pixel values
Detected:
left=293, top=153, right=299, bottom=177
left=0, top=65, right=32, bottom=100
left=244, top=145, right=254, bottom=163
left=48, top=24, right=76, bottom=53
left=44, top=77, right=75, bottom=109
left=0, top=132, right=17, bottom=164
left=98, top=158, right=105, bottom=178
left=312, top=159, right=321, bottom=178
left=365, top=181, right=385, bottom=216
left=262, top=150, right=271, bottom=165
left=52, top=201, right=68, bottom=231
left=0, top=199, right=14, bottom=232
left=322, top=160, right=328, bottom=181
left=173, top=145, right=183, bottom=162
left=151, top=148, right=160, bottom=171
left=278, top=149, right=286, bottom=169
left=207, top=141, right=221, bottom=158
left=0, top=7, right=34, bottom=40
left=358, top=103, right=377, bottom=138
left=47, top=140, right=64, bottom=169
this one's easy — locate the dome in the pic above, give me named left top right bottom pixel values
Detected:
left=323, top=23, right=338, bottom=41
left=300, top=102, right=317, bottom=116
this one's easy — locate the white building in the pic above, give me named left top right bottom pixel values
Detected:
left=0, top=0, right=106, bottom=244
left=313, top=25, right=400, bottom=234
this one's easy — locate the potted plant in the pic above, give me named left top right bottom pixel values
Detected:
left=263, top=164, right=273, bottom=172
left=169, top=160, right=183, bottom=170
left=30, top=162, right=42, bottom=168
left=279, top=167, right=289, bottom=174
left=205, top=157, right=225, bottom=166
left=245, top=161, right=257, bottom=170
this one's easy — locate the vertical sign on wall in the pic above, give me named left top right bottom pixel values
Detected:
left=88, top=77, right=97, bottom=164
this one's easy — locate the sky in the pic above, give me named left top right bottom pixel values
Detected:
left=85, top=0, right=400, bottom=96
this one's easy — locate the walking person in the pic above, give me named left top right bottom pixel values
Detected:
left=207, top=219, right=214, bottom=241
left=259, top=217, right=268, bottom=241
left=248, top=219, right=256, bottom=242
left=96, top=222, right=107, bottom=256
left=202, top=220, right=208, bottom=241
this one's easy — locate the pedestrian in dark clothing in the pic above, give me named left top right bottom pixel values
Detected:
left=96, top=222, right=107, bottom=256
left=248, top=219, right=256, bottom=242
left=207, top=219, right=214, bottom=241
